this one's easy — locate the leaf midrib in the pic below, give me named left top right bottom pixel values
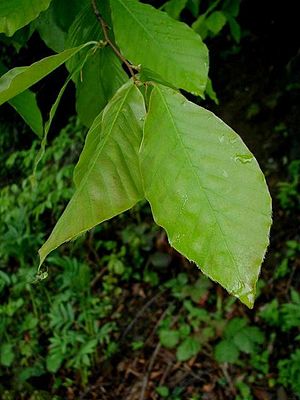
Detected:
left=74, top=84, right=135, bottom=202
left=156, top=86, right=240, bottom=276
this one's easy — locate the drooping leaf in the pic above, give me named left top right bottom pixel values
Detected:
left=73, top=111, right=103, bottom=187
left=51, top=0, right=89, bottom=32
left=34, top=2, right=67, bottom=52
left=140, top=85, right=272, bottom=307
left=186, top=0, right=201, bottom=17
left=0, top=0, right=52, bottom=36
left=226, top=15, right=241, bottom=43
left=222, top=0, right=240, bottom=18
left=110, top=0, right=209, bottom=96
left=32, top=48, right=93, bottom=177
left=0, top=43, right=95, bottom=105
left=205, top=11, right=227, bottom=35
left=192, top=14, right=208, bottom=39
left=164, top=0, right=188, bottom=19
left=0, top=24, right=34, bottom=52
left=76, top=47, right=127, bottom=127
left=9, top=91, right=43, bottom=137
left=0, top=61, right=43, bottom=136
left=39, top=81, right=145, bottom=265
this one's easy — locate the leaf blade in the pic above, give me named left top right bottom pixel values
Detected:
left=39, top=81, right=146, bottom=265
left=9, top=90, right=43, bottom=137
left=0, top=0, right=52, bottom=36
left=110, top=0, right=209, bottom=95
left=141, top=85, right=272, bottom=307
left=76, top=47, right=127, bottom=127
left=0, top=43, right=94, bottom=106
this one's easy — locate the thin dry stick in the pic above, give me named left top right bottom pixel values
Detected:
left=91, top=0, right=137, bottom=80
left=220, top=363, right=236, bottom=396
left=121, top=289, right=167, bottom=340
left=139, top=342, right=161, bottom=400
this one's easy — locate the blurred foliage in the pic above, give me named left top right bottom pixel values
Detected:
left=1, top=113, right=298, bottom=398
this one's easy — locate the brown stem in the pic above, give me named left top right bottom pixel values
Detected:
left=91, top=0, right=137, bottom=80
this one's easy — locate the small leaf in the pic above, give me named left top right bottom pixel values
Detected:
left=0, top=61, right=43, bottom=136
left=39, top=81, right=146, bottom=265
left=206, top=11, right=227, bottom=35
left=46, top=352, right=63, bottom=373
left=233, top=331, right=255, bottom=354
left=0, top=343, right=15, bottom=367
left=0, top=0, right=52, bottom=36
left=222, top=0, right=240, bottom=18
left=156, top=386, right=170, bottom=397
left=164, top=0, right=188, bottom=19
left=227, top=15, right=241, bottom=43
left=9, top=90, right=43, bottom=137
left=159, top=329, right=180, bottom=349
left=110, top=0, right=208, bottom=95
left=205, top=77, right=219, bottom=104
left=0, top=43, right=95, bottom=105
left=186, top=0, right=201, bottom=17
left=215, top=339, right=239, bottom=363
left=224, top=318, right=248, bottom=337
left=192, top=14, right=208, bottom=39
left=141, top=85, right=272, bottom=307
left=176, top=337, right=201, bottom=361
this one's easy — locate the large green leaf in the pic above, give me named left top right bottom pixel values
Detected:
left=39, top=81, right=145, bottom=265
left=76, top=47, right=127, bottom=127
left=73, top=111, right=103, bottom=187
left=0, top=0, right=52, bottom=36
left=140, top=85, right=272, bottom=307
left=110, top=0, right=208, bottom=96
left=0, top=43, right=95, bottom=105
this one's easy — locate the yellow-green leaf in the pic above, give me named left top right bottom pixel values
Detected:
left=39, top=81, right=145, bottom=265
left=141, top=85, right=272, bottom=307
left=110, top=0, right=208, bottom=96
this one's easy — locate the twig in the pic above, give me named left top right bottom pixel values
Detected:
left=91, top=0, right=137, bottom=80
left=220, top=363, right=236, bottom=396
left=145, top=303, right=173, bottom=345
left=139, top=343, right=161, bottom=400
left=121, top=289, right=167, bottom=340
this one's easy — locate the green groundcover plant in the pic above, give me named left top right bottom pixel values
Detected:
left=0, top=0, right=272, bottom=307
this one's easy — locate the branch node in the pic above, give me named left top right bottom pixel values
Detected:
left=91, top=0, right=137, bottom=81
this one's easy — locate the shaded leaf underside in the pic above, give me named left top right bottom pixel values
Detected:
left=39, top=81, right=146, bottom=265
